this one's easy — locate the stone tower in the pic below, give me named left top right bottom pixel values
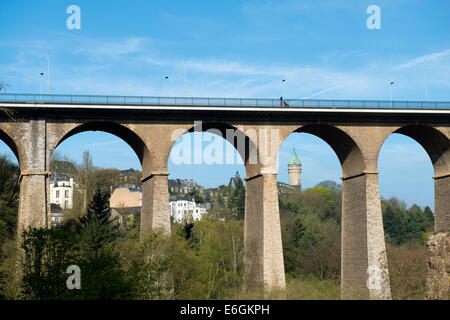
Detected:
left=288, top=148, right=301, bottom=188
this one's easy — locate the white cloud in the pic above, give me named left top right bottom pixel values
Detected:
left=73, top=37, right=149, bottom=59
left=1, top=35, right=449, bottom=101
left=395, top=49, right=450, bottom=70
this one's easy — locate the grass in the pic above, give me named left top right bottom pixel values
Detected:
left=225, top=275, right=340, bottom=300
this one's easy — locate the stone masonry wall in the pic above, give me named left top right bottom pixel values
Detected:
left=426, top=232, right=450, bottom=299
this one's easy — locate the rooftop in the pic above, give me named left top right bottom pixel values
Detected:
left=288, top=148, right=301, bottom=165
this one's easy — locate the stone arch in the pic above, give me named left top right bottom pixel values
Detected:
left=51, top=121, right=151, bottom=171
left=278, top=124, right=367, bottom=178
left=277, top=124, right=392, bottom=299
left=0, top=127, right=21, bottom=167
left=50, top=121, right=156, bottom=235
left=377, top=125, right=449, bottom=177
left=167, top=122, right=285, bottom=291
left=377, top=124, right=450, bottom=231
left=166, top=121, right=259, bottom=177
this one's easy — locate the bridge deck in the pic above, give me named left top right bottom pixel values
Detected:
left=1, top=93, right=449, bottom=110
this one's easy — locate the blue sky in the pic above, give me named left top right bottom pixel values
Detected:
left=0, top=0, right=448, bottom=209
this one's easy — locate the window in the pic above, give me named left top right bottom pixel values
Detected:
left=65, top=200, right=69, bottom=208
left=65, top=190, right=69, bottom=198
left=56, top=190, right=60, bottom=198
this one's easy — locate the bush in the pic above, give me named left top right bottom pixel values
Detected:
left=21, top=228, right=76, bottom=299
left=386, top=241, right=428, bottom=300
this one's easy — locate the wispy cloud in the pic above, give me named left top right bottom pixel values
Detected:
left=395, top=49, right=450, bottom=70
left=300, top=84, right=344, bottom=99
left=1, top=35, right=449, bottom=100
left=74, top=37, right=149, bottom=59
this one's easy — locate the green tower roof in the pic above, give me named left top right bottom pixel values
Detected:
left=288, top=148, right=301, bottom=165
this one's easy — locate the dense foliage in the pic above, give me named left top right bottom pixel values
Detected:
left=0, top=154, right=439, bottom=299
left=0, top=155, right=19, bottom=243
left=382, top=198, right=434, bottom=245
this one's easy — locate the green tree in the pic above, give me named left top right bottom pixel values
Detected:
left=20, top=227, right=76, bottom=300
left=188, top=186, right=205, bottom=203
left=382, top=200, right=406, bottom=245
left=125, top=233, right=173, bottom=299
left=229, top=178, right=245, bottom=220
left=0, top=155, right=19, bottom=243
left=72, top=187, right=131, bottom=300
left=78, top=186, right=118, bottom=259
left=423, top=206, right=434, bottom=226
left=0, top=271, right=5, bottom=300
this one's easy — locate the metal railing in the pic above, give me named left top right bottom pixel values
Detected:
left=0, top=93, right=449, bottom=109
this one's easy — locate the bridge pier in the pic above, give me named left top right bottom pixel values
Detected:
left=17, top=119, right=50, bottom=234
left=434, top=174, right=450, bottom=232
left=243, top=171, right=286, bottom=293
left=18, top=172, right=50, bottom=233
left=341, top=171, right=391, bottom=299
left=140, top=171, right=171, bottom=238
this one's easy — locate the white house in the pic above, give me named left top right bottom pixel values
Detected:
left=169, top=196, right=207, bottom=223
left=49, top=173, right=76, bottom=226
left=50, top=174, right=74, bottom=210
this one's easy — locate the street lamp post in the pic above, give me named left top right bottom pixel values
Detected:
left=184, top=62, right=187, bottom=98
left=164, top=76, right=169, bottom=98
left=424, top=70, right=428, bottom=108
left=389, top=81, right=394, bottom=108
left=281, top=79, right=286, bottom=106
left=40, top=72, right=44, bottom=101
left=307, top=65, right=312, bottom=105
left=47, top=57, right=50, bottom=101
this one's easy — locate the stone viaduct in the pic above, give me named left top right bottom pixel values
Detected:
left=0, top=94, right=449, bottom=299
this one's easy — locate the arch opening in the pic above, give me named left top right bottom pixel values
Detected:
left=392, top=125, right=449, bottom=177
left=182, top=122, right=258, bottom=167
left=55, top=121, right=149, bottom=165
left=276, top=126, right=348, bottom=296
left=51, top=124, right=146, bottom=228
left=0, top=132, right=21, bottom=244
left=294, top=124, right=365, bottom=177
left=168, top=124, right=247, bottom=221
left=0, top=129, right=20, bottom=166
left=377, top=126, right=446, bottom=300
left=166, top=124, right=248, bottom=298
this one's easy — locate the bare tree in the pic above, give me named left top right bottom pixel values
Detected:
left=78, top=151, right=96, bottom=210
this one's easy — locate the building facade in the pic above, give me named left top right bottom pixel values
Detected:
left=109, top=185, right=142, bottom=227
left=50, top=174, right=74, bottom=210
left=169, top=195, right=207, bottom=223
left=169, top=178, right=204, bottom=195
left=49, top=173, right=75, bottom=226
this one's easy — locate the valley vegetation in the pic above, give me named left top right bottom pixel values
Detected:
left=0, top=153, right=435, bottom=300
